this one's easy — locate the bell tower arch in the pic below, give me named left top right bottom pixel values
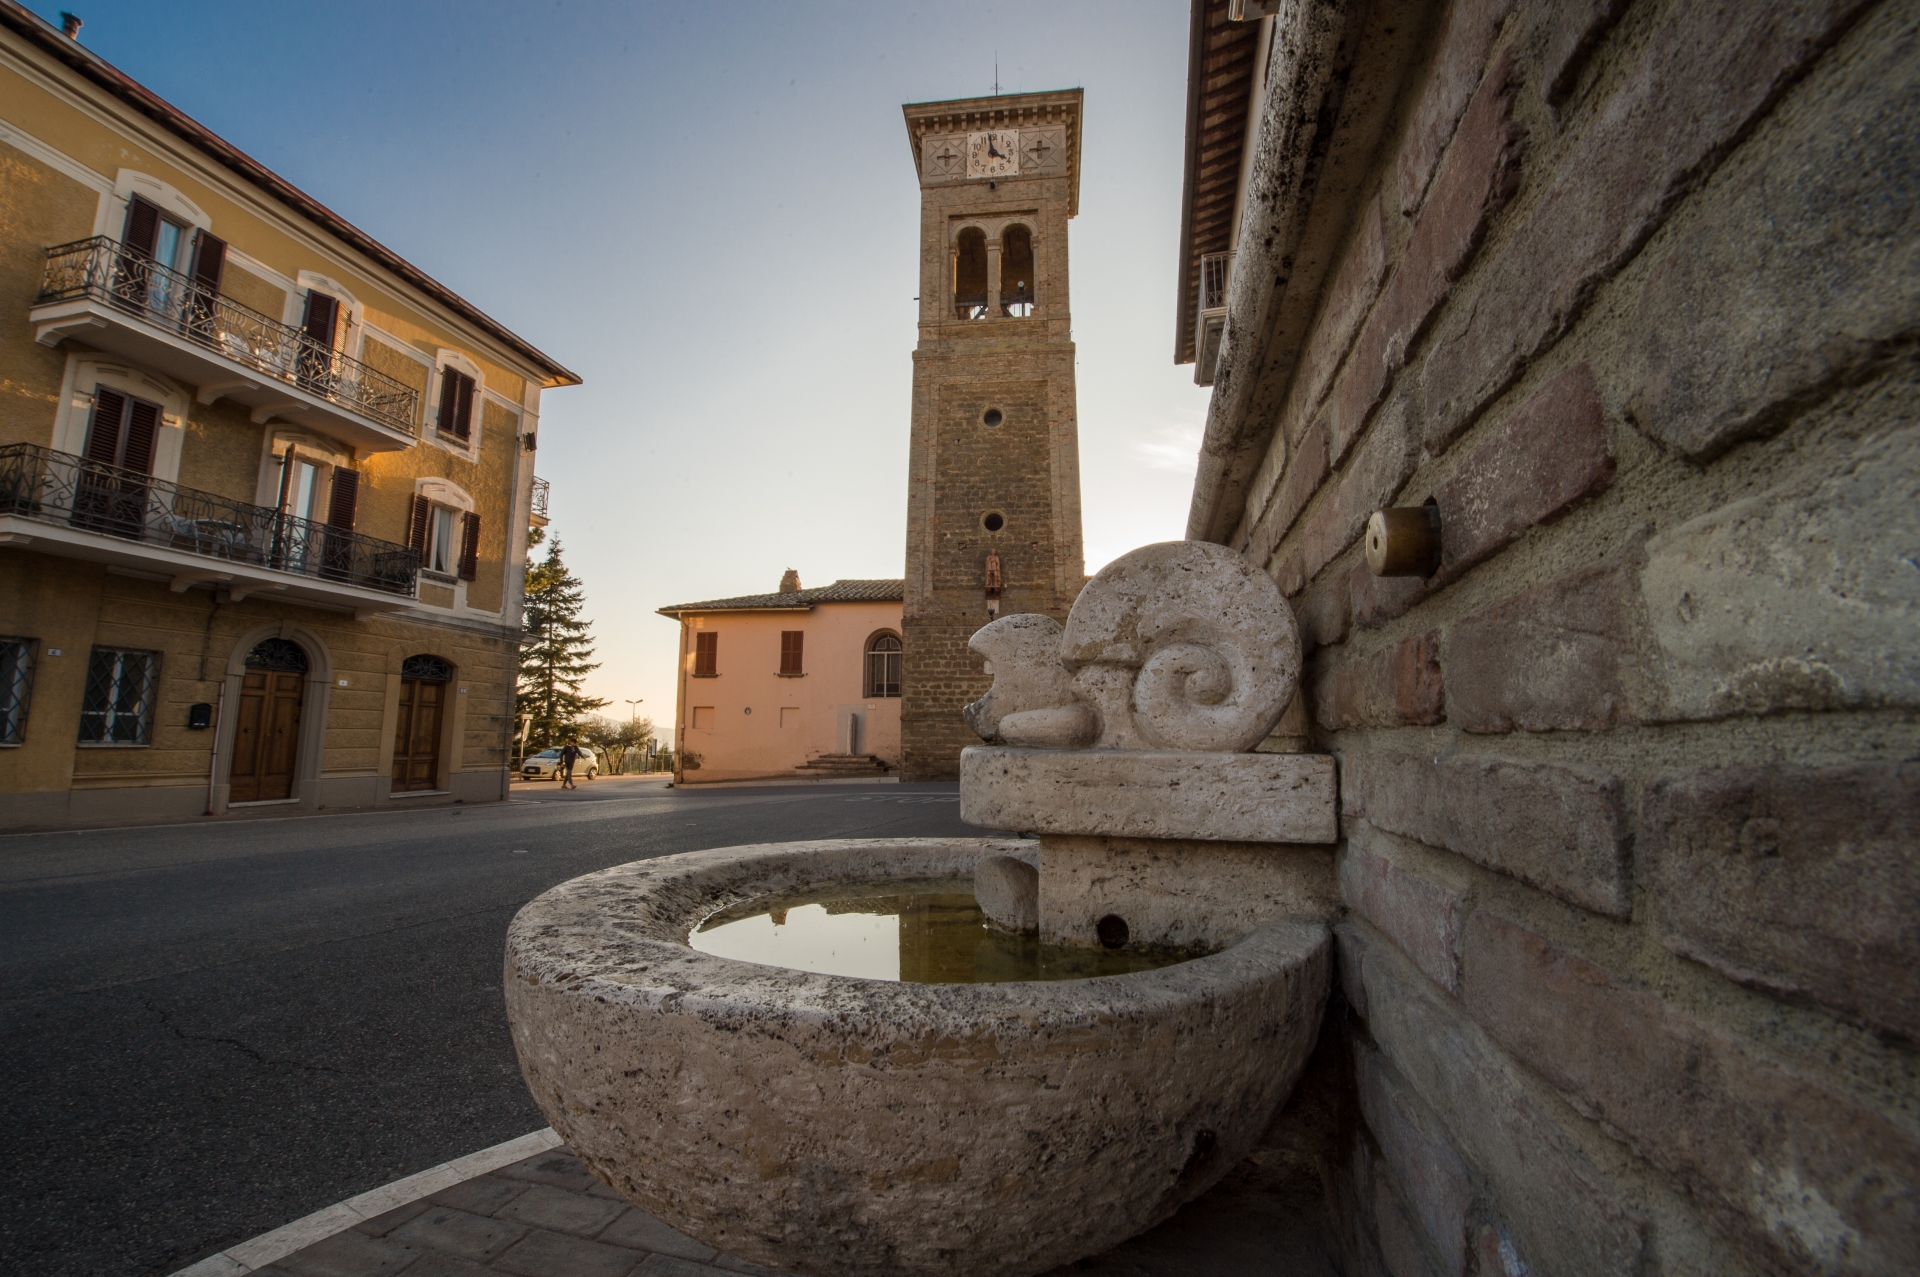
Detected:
left=900, top=90, right=1086, bottom=781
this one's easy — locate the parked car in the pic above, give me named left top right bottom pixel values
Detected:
left=521, top=746, right=599, bottom=781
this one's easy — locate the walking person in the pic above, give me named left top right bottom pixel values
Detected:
left=559, top=739, right=581, bottom=790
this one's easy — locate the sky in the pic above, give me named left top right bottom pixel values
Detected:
left=39, top=1, right=1213, bottom=729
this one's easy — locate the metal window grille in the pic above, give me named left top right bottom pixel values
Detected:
left=865, top=634, right=903, bottom=698
left=1199, top=251, right=1234, bottom=312
left=79, top=646, right=158, bottom=745
left=246, top=638, right=309, bottom=673
left=0, top=636, right=35, bottom=746
left=401, top=654, right=453, bottom=682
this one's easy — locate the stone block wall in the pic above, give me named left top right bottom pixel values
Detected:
left=1213, top=1, right=1918, bottom=1273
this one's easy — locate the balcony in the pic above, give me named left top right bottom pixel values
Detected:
left=529, top=475, right=550, bottom=527
left=30, top=237, right=420, bottom=453
left=0, top=443, right=418, bottom=615
left=1193, top=250, right=1234, bottom=387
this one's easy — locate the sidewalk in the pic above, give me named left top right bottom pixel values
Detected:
left=179, top=1136, right=1335, bottom=1277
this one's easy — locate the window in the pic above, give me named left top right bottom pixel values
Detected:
left=0, top=637, right=35, bottom=746
left=1001, top=224, right=1034, bottom=316
left=436, top=367, right=476, bottom=442
left=119, top=194, right=190, bottom=314
left=954, top=227, right=988, bottom=320
left=296, top=290, right=341, bottom=390
left=83, top=388, right=161, bottom=474
left=79, top=647, right=158, bottom=745
left=401, top=653, right=453, bottom=682
left=428, top=506, right=456, bottom=575
left=691, top=706, right=715, bottom=730
left=75, top=389, right=161, bottom=539
left=780, top=631, right=804, bottom=676
left=693, top=631, right=718, bottom=677
left=409, top=497, right=480, bottom=581
left=865, top=632, right=903, bottom=698
left=246, top=638, right=309, bottom=672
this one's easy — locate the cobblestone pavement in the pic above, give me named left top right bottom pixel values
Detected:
left=254, top=1144, right=1335, bottom=1277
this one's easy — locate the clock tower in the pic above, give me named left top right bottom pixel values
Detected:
left=899, top=90, right=1086, bottom=780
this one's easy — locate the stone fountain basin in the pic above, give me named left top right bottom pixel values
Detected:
left=504, top=837, right=1330, bottom=1277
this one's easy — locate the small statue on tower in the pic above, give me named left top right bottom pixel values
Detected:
left=983, top=550, right=1003, bottom=618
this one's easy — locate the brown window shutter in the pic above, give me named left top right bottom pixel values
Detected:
left=408, top=494, right=431, bottom=549
left=457, top=512, right=480, bottom=580
left=85, top=389, right=128, bottom=465
left=122, top=195, right=160, bottom=257
left=302, top=292, right=340, bottom=349
left=451, top=372, right=474, bottom=440
left=327, top=468, right=360, bottom=529
left=780, top=631, right=803, bottom=675
left=694, top=631, right=717, bottom=677
left=121, top=399, right=161, bottom=475
left=188, top=230, right=227, bottom=292
left=436, top=369, right=458, bottom=434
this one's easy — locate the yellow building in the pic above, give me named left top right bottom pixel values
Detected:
left=0, top=8, right=577, bottom=827
left=659, top=574, right=904, bottom=784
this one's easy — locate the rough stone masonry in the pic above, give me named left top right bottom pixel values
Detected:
left=1182, top=0, right=1920, bottom=1274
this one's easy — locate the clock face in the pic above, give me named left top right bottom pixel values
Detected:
left=967, top=131, right=1020, bottom=179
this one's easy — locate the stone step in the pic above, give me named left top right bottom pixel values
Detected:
left=796, top=754, right=892, bottom=775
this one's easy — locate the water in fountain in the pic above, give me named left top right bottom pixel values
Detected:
left=689, top=876, right=1207, bottom=983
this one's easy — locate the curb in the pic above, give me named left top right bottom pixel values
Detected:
left=168, top=1128, right=563, bottom=1276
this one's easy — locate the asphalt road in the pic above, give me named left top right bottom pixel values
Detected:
left=0, top=777, right=980, bottom=1277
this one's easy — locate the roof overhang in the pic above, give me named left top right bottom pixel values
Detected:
left=1184, top=0, right=1436, bottom=542
left=1174, top=0, right=1262, bottom=365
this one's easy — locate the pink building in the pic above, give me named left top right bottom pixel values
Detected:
left=658, top=575, right=903, bottom=784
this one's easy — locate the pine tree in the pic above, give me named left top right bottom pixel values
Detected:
left=518, top=538, right=608, bottom=751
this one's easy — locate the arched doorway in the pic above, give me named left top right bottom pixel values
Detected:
left=230, top=638, right=307, bottom=802
left=392, top=654, right=452, bottom=792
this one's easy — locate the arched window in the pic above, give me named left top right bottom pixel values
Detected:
left=864, top=632, right=903, bottom=698
left=954, top=228, right=988, bottom=320
left=1000, top=225, right=1034, bottom=317
left=401, top=653, right=453, bottom=682
left=246, top=638, right=309, bottom=672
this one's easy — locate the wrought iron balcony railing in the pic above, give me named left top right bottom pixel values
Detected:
left=530, top=476, right=550, bottom=521
left=0, top=443, right=419, bottom=596
left=36, top=237, right=420, bottom=437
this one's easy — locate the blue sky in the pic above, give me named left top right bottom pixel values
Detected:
left=42, top=2, right=1210, bottom=723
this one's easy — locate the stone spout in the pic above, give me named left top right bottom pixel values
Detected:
left=963, top=541, right=1301, bottom=752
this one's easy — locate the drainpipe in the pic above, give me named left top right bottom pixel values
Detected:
left=203, top=681, right=225, bottom=815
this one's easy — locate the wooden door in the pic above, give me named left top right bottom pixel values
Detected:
left=391, top=678, right=445, bottom=792
left=230, top=670, right=304, bottom=802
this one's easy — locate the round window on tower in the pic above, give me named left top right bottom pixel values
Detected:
left=981, top=407, right=1003, bottom=427
left=981, top=511, right=1006, bottom=533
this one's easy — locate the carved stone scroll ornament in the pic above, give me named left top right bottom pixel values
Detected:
left=963, top=540, right=1301, bottom=752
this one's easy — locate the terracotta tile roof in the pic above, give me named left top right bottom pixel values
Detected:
left=0, top=0, right=580, bottom=387
left=656, top=579, right=905, bottom=616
